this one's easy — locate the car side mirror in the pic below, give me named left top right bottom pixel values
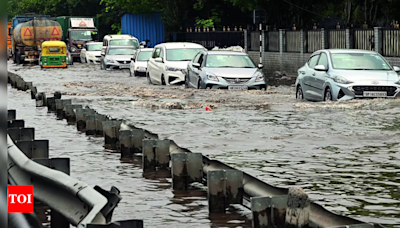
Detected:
left=192, top=63, right=200, bottom=68
left=131, top=57, right=135, bottom=61
left=393, top=66, right=400, bottom=72
left=155, top=57, right=163, bottom=63
left=314, top=65, right=327, bottom=71
left=258, top=64, right=263, bottom=69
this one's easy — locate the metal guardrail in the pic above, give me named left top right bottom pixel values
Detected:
left=7, top=71, right=385, bottom=228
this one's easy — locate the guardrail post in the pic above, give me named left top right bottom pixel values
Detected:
left=207, top=170, right=226, bottom=213
left=251, top=196, right=271, bottom=228
left=171, top=153, right=202, bottom=190
left=85, top=114, right=96, bottom=135
left=95, top=114, right=108, bottom=136
left=131, top=129, right=144, bottom=154
left=119, top=130, right=134, bottom=158
left=15, top=140, right=49, bottom=159
left=142, top=139, right=170, bottom=171
left=7, top=128, right=35, bottom=141
left=285, top=187, right=310, bottom=228
left=56, top=99, right=72, bottom=120
left=251, top=195, right=288, bottom=228
left=36, top=92, right=46, bottom=107
left=64, top=104, right=82, bottom=124
left=8, top=110, right=16, bottom=121
left=225, top=170, right=244, bottom=205
left=52, top=158, right=71, bottom=228
left=8, top=119, right=25, bottom=128
left=31, top=86, right=37, bottom=99
left=103, top=120, right=122, bottom=150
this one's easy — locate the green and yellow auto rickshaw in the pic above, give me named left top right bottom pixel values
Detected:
left=40, top=41, right=67, bottom=68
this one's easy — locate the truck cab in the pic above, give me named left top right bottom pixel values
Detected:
left=57, top=17, right=99, bottom=62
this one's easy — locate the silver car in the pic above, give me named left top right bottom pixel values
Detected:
left=186, top=50, right=266, bottom=90
left=129, top=48, right=153, bottom=77
left=100, top=46, right=136, bottom=70
left=295, top=49, right=400, bottom=101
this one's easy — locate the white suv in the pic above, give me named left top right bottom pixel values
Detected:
left=146, top=42, right=206, bottom=85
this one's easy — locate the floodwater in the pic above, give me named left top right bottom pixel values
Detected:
left=8, top=62, right=400, bottom=227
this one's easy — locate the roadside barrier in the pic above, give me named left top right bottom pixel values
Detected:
left=8, top=71, right=381, bottom=228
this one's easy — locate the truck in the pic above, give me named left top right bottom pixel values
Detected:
left=10, top=15, right=63, bottom=64
left=56, top=16, right=99, bottom=62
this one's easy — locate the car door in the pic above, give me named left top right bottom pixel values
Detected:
left=303, top=54, right=320, bottom=99
left=188, top=53, right=202, bottom=87
left=157, top=47, right=165, bottom=81
left=194, top=54, right=205, bottom=88
left=313, top=52, right=329, bottom=101
left=149, top=47, right=161, bottom=84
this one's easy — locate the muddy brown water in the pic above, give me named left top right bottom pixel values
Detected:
left=8, top=62, right=400, bottom=227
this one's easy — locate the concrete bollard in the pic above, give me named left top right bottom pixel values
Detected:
left=251, top=195, right=288, bottom=228
left=285, top=187, right=310, bottom=228
left=171, top=153, right=203, bottom=190
left=15, top=140, right=49, bottom=159
left=131, top=129, right=144, bottom=153
left=8, top=120, right=25, bottom=129
left=103, top=120, right=122, bottom=150
left=56, top=99, right=72, bottom=120
left=64, top=104, right=82, bottom=124
left=85, top=114, right=96, bottom=135
left=95, top=114, right=108, bottom=136
left=119, top=130, right=134, bottom=158
left=46, top=97, right=56, bottom=112
left=207, top=170, right=244, bottom=213
left=36, top=92, right=46, bottom=107
left=142, top=139, right=171, bottom=171
left=24, top=82, right=33, bottom=91
left=31, top=86, right=37, bottom=99
left=7, top=128, right=35, bottom=141
left=54, top=91, right=62, bottom=99
left=75, top=108, right=85, bottom=131
left=8, top=110, right=16, bottom=121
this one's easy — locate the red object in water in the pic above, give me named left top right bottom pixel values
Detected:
left=205, top=106, right=212, bottom=111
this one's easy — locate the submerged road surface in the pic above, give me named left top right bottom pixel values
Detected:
left=8, top=62, right=400, bottom=227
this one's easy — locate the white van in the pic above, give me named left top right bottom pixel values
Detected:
left=146, top=42, right=206, bottom=85
left=101, top=34, right=140, bottom=62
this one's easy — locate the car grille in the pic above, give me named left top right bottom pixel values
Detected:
left=223, top=77, right=250, bottom=84
left=117, top=60, right=130, bottom=64
left=353, top=86, right=398, bottom=96
left=95, top=56, right=101, bottom=58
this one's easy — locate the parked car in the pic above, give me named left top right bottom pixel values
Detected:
left=100, top=46, right=136, bottom=70
left=186, top=50, right=266, bottom=90
left=146, top=42, right=206, bottom=85
left=80, top=42, right=103, bottom=64
left=129, top=48, right=153, bottom=77
left=295, top=49, right=400, bottom=101
left=100, top=34, right=140, bottom=65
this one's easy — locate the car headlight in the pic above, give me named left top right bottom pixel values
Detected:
left=206, top=72, right=218, bottom=81
left=333, top=76, right=353, bottom=84
left=71, top=47, right=77, bottom=52
left=166, top=66, right=182, bottom=72
left=254, top=72, right=265, bottom=82
left=106, top=59, right=114, bottom=63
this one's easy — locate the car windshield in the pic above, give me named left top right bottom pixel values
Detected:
left=109, top=39, right=139, bottom=49
left=137, top=51, right=152, bottom=61
left=108, top=48, right=135, bottom=55
left=70, top=30, right=97, bottom=41
left=331, top=53, right=392, bottom=70
left=205, top=54, right=256, bottom=68
left=87, top=44, right=102, bottom=51
left=166, top=48, right=204, bottom=61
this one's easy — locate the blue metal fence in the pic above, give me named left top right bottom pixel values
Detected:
left=121, top=13, right=165, bottom=47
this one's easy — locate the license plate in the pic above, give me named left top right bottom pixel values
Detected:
left=120, top=65, right=130, bottom=69
left=228, top=86, right=248, bottom=91
left=363, top=91, right=387, bottom=97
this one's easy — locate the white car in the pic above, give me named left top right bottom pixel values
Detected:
left=129, top=48, right=153, bottom=77
left=80, top=42, right=103, bottom=64
left=146, top=42, right=206, bottom=85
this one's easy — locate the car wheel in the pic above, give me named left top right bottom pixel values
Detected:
left=161, top=75, right=166, bottom=85
left=296, top=85, right=304, bottom=100
left=324, top=88, right=333, bottom=101
left=147, top=72, right=153, bottom=84
left=85, top=58, right=88, bottom=63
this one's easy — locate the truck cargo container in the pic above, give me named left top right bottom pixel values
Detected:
left=56, top=16, right=99, bottom=62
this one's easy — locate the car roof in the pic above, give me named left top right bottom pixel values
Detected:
left=317, top=49, right=378, bottom=55
left=107, top=46, right=135, bottom=49
left=104, top=34, right=135, bottom=39
left=157, top=42, right=205, bottom=49
left=138, top=48, right=153, bottom=51
left=42, top=41, right=66, bottom=47
left=86, top=42, right=102, bottom=45
left=206, top=51, right=247, bottom=55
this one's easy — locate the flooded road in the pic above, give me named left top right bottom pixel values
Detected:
left=8, top=62, right=400, bottom=227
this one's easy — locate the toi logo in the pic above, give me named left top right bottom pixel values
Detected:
left=8, top=185, right=34, bottom=213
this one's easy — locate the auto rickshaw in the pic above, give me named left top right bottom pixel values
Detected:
left=40, top=41, right=68, bottom=68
